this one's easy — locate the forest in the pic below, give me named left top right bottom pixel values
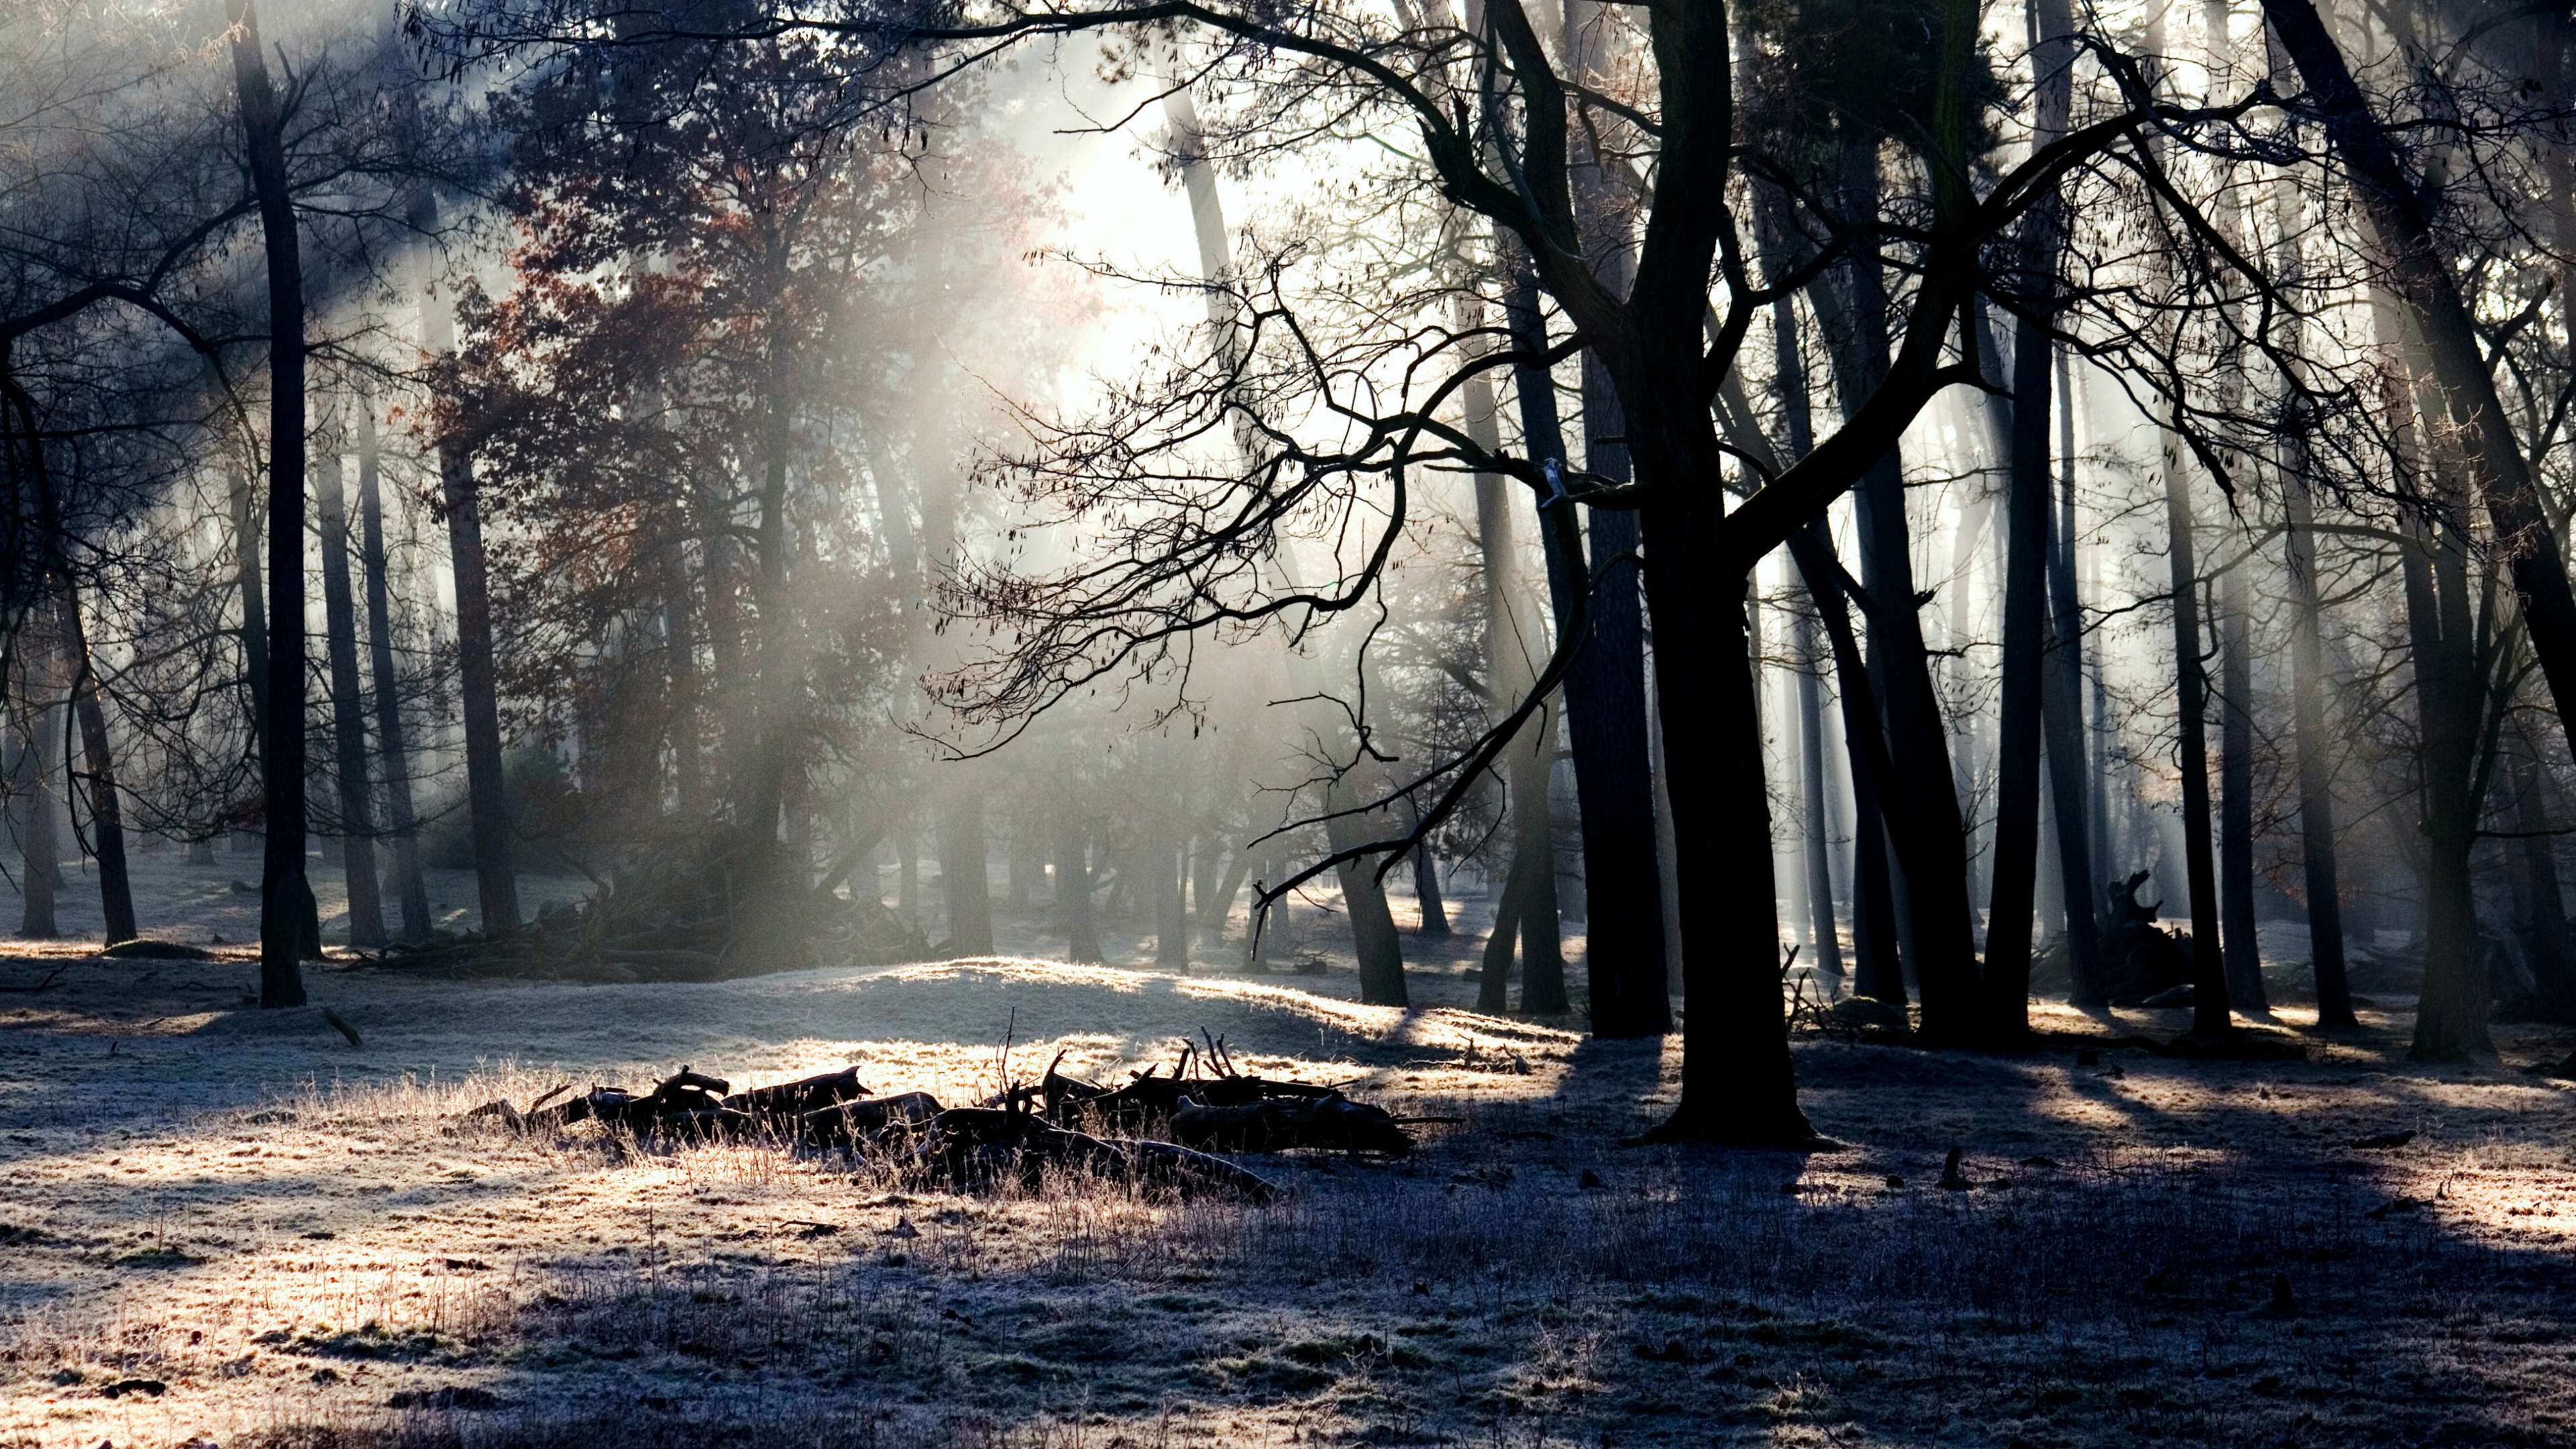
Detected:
left=1, top=0, right=2573, bottom=1444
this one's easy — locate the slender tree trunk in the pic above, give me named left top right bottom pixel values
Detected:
left=1326, top=771, right=1410, bottom=1006
left=357, top=398, right=431, bottom=941
left=1462, top=294, right=1564, bottom=1014
left=2161, top=441, right=2231, bottom=1035
left=1156, top=815, right=1189, bottom=971
left=1825, top=140, right=1979, bottom=1038
left=2045, top=347, right=2105, bottom=1004
left=1981, top=0, right=2077, bottom=1040
left=1794, top=602, right=1845, bottom=991
left=15, top=672, right=58, bottom=938
left=1056, top=822, right=1102, bottom=963
left=3, top=358, right=136, bottom=945
left=2218, top=558, right=2270, bottom=1016
left=1984, top=296, right=2055, bottom=1036
left=939, top=788, right=994, bottom=955
left=412, top=195, right=519, bottom=936
left=231, top=0, right=307, bottom=1005
left=230, top=466, right=269, bottom=755
left=1501, top=244, right=1666, bottom=1032
left=2396, top=515, right=2492, bottom=1061
left=58, top=593, right=134, bottom=944
left=661, top=545, right=706, bottom=816
left=2510, top=720, right=2575, bottom=1019
left=1203, top=841, right=1252, bottom=943
left=437, top=432, right=518, bottom=935
left=315, top=421, right=387, bottom=951
left=1403, top=797, right=1451, bottom=936
left=2265, top=109, right=2357, bottom=1030
left=1477, top=854, right=1527, bottom=1013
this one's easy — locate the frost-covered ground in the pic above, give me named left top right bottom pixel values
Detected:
left=1, top=853, right=2573, bottom=1448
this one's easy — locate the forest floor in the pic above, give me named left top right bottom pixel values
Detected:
left=0, top=850, right=2572, bottom=1448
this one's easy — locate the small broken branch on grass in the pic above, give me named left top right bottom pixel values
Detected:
left=0, top=965, right=68, bottom=994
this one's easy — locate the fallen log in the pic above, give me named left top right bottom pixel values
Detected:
left=920, top=1107, right=1280, bottom=1201
left=1170, top=1093, right=1416, bottom=1157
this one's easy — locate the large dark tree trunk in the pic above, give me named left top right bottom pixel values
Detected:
left=2160, top=442, right=2231, bottom=1036
left=315, top=424, right=387, bottom=951
left=357, top=399, right=431, bottom=942
left=231, top=0, right=308, bottom=1006
left=2218, top=559, right=2270, bottom=1016
left=1637, top=485, right=1813, bottom=1144
left=229, top=466, right=270, bottom=753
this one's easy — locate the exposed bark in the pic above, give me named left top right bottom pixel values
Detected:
left=315, top=420, right=387, bottom=951
left=229, top=0, right=307, bottom=1006
left=357, top=398, right=431, bottom=942
left=1984, top=301, right=2055, bottom=1035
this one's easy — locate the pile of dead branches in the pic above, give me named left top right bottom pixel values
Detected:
left=380, top=828, right=926, bottom=981
left=466, top=1061, right=1279, bottom=1199
left=459, top=1036, right=1444, bottom=1201
left=1038, top=1034, right=1439, bottom=1157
